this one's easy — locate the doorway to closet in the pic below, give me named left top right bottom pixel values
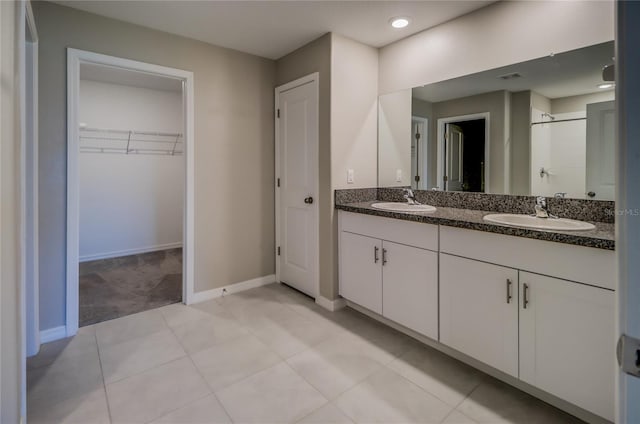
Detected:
left=67, top=50, right=195, bottom=330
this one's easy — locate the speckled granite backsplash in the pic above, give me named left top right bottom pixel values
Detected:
left=335, top=188, right=615, bottom=224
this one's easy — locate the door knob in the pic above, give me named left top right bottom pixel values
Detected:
left=304, top=196, right=314, bottom=204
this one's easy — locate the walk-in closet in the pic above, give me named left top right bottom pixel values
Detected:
left=77, top=64, right=185, bottom=326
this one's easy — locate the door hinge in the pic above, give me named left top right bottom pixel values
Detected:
left=443, top=175, right=449, bottom=182
left=277, top=109, right=280, bottom=119
left=277, top=178, right=280, bottom=187
left=277, top=246, right=281, bottom=256
left=617, top=334, right=640, bottom=378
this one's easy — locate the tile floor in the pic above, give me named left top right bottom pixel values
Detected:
left=27, top=283, right=584, bottom=424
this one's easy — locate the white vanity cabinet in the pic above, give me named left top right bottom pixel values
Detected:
left=519, top=272, right=615, bottom=421
left=340, top=231, right=382, bottom=314
left=440, top=226, right=615, bottom=421
left=440, top=254, right=519, bottom=377
left=338, top=211, right=439, bottom=339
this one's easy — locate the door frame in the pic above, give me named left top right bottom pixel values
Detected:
left=66, top=48, right=196, bottom=336
left=436, top=112, right=490, bottom=192
left=411, top=116, right=428, bottom=190
left=274, top=72, right=320, bottom=298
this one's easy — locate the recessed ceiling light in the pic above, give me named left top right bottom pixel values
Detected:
left=598, top=83, right=614, bottom=89
left=390, top=17, right=410, bottom=29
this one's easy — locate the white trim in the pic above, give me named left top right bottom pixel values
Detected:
left=315, top=295, right=347, bottom=312
left=436, top=112, right=490, bottom=192
left=274, top=72, right=320, bottom=298
left=615, top=2, right=640, bottom=422
left=190, top=275, right=276, bottom=304
left=79, top=242, right=183, bottom=263
left=66, top=48, right=196, bottom=333
left=39, top=326, right=67, bottom=344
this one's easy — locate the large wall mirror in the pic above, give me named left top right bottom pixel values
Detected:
left=378, top=41, right=615, bottom=201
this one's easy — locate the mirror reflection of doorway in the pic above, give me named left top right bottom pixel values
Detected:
left=443, top=118, right=486, bottom=192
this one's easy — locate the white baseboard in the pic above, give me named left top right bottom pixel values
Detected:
left=40, top=326, right=67, bottom=344
left=189, top=274, right=276, bottom=305
left=79, top=242, right=183, bottom=262
left=315, top=295, right=347, bottom=312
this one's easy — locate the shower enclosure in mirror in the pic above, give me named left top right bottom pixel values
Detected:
left=378, top=41, right=615, bottom=201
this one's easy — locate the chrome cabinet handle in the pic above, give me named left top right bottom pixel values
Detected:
left=523, top=283, right=530, bottom=309
left=506, top=279, right=513, bottom=304
left=382, top=248, right=388, bottom=265
left=374, top=246, right=379, bottom=263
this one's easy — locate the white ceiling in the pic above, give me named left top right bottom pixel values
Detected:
left=412, top=41, right=615, bottom=103
left=80, top=63, right=183, bottom=92
left=53, top=0, right=495, bottom=60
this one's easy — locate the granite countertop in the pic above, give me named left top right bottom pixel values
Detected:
left=336, top=201, right=615, bottom=250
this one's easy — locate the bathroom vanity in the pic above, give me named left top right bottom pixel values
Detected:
left=336, top=194, right=615, bottom=423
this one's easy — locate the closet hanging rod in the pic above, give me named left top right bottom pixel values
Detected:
left=79, top=126, right=183, bottom=138
left=79, top=135, right=183, bottom=144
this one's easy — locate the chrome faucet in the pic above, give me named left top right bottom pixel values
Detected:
left=535, top=197, right=549, bottom=218
left=534, top=196, right=557, bottom=219
left=403, top=188, right=421, bottom=205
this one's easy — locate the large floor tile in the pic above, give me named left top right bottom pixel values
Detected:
left=388, top=344, right=484, bottom=406
left=171, top=315, right=248, bottom=354
left=442, top=410, right=479, bottom=424
left=100, top=329, right=186, bottom=383
left=334, top=368, right=453, bottom=423
left=287, top=333, right=385, bottom=399
left=247, top=308, right=334, bottom=358
left=159, top=302, right=213, bottom=329
left=27, top=350, right=104, bottom=407
left=216, top=362, right=327, bottom=423
left=456, top=378, right=583, bottom=424
left=27, top=330, right=98, bottom=370
left=297, top=403, right=354, bottom=424
left=96, top=308, right=167, bottom=348
left=331, top=308, right=418, bottom=363
left=106, top=357, right=211, bottom=424
left=27, top=387, right=111, bottom=424
left=190, top=299, right=238, bottom=324
left=152, top=394, right=232, bottom=423
left=191, top=332, right=282, bottom=391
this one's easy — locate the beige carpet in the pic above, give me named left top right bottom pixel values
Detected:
left=79, top=248, right=182, bottom=326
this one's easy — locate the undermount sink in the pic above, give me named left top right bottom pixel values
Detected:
left=371, top=202, right=437, bottom=213
left=483, top=213, right=595, bottom=231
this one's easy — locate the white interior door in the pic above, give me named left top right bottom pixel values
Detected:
left=277, top=76, right=318, bottom=298
left=586, top=100, right=615, bottom=201
left=445, top=123, right=464, bottom=191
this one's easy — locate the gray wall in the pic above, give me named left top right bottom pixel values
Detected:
left=33, top=1, right=276, bottom=331
left=510, top=91, right=532, bottom=195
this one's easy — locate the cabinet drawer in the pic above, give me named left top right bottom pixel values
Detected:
left=339, top=211, right=438, bottom=251
left=440, top=226, right=614, bottom=290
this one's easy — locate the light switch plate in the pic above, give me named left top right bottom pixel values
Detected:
left=396, top=169, right=402, bottom=182
left=617, top=334, right=640, bottom=378
left=347, top=169, right=354, bottom=184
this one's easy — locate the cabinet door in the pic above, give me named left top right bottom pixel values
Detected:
left=440, top=254, right=519, bottom=377
left=519, top=272, right=614, bottom=421
left=339, top=232, right=382, bottom=314
left=382, top=241, right=438, bottom=339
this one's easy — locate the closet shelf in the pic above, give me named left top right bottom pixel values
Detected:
left=79, top=126, right=184, bottom=156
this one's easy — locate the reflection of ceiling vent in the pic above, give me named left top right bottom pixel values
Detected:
left=498, top=72, right=522, bottom=80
